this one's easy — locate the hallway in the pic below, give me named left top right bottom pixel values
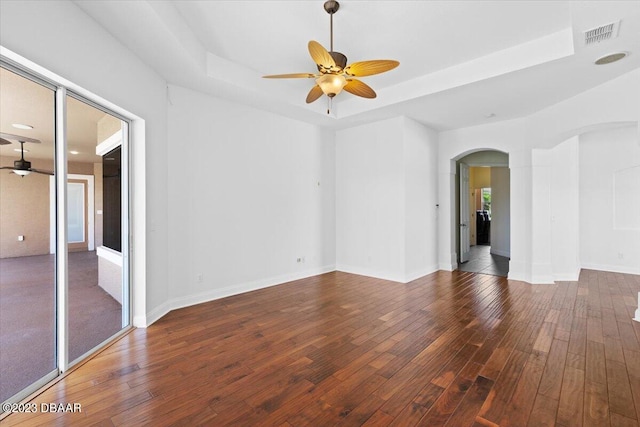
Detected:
left=458, top=245, right=509, bottom=277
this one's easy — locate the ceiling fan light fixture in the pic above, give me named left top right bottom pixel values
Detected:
left=316, top=73, right=347, bottom=97
left=13, top=169, right=31, bottom=177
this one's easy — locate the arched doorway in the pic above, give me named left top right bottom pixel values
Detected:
left=455, top=150, right=510, bottom=276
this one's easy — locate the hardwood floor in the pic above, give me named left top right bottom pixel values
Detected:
left=2, top=269, right=639, bottom=426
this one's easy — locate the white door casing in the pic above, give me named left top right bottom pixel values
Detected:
left=459, top=162, right=470, bottom=263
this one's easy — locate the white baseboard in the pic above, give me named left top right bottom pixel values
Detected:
left=335, top=264, right=405, bottom=283
left=404, top=264, right=439, bottom=283
left=138, top=300, right=173, bottom=327
left=530, top=275, right=555, bottom=285
left=581, top=263, right=640, bottom=275
left=336, top=264, right=439, bottom=284
left=552, top=269, right=581, bottom=282
left=489, top=248, right=510, bottom=258
left=132, top=315, right=147, bottom=328
left=438, top=262, right=455, bottom=272
left=139, top=264, right=336, bottom=327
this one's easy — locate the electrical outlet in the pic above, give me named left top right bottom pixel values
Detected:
left=18, top=235, right=24, bottom=241
left=296, top=258, right=302, bottom=263
left=618, top=253, right=624, bottom=259
left=196, top=274, right=203, bottom=283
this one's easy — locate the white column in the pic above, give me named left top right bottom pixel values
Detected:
left=531, top=149, right=554, bottom=284
left=507, top=150, right=532, bottom=282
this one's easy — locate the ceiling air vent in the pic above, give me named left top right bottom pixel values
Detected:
left=584, top=21, right=620, bottom=45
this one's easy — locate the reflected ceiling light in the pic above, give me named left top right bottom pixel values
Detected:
left=595, top=52, right=627, bottom=65
left=70, top=150, right=79, bottom=155
left=14, top=148, right=29, bottom=153
left=262, top=1, right=399, bottom=114
left=12, top=123, right=33, bottom=130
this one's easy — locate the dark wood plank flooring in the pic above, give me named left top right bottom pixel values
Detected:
left=2, top=269, right=639, bottom=426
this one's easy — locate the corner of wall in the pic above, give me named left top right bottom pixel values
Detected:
left=404, top=264, right=439, bottom=283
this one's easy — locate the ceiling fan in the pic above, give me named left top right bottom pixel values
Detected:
left=0, top=132, right=53, bottom=176
left=263, top=0, right=399, bottom=113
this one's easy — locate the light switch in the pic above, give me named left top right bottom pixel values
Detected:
left=18, top=235, right=24, bottom=241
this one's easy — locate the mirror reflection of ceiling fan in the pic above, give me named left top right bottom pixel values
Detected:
left=0, top=132, right=53, bottom=176
left=263, top=0, right=399, bottom=114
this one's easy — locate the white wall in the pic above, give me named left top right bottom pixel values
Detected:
left=164, top=85, right=336, bottom=313
left=404, top=118, right=439, bottom=281
left=336, top=117, right=406, bottom=281
left=490, top=167, right=510, bottom=258
left=580, top=126, right=640, bottom=274
left=336, top=116, right=439, bottom=282
left=438, top=69, right=639, bottom=283
left=0, top=0, right=169, bottom=326
left=550, top=137, right=580, bottom=280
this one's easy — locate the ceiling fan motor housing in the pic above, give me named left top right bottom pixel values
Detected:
left=330, top=51, right=347, bottom=69
left=317, top=51, right=347, bottom=73
left=14, top=158, right=31, bottom=171
left=324, top=1, right=339, bottom=14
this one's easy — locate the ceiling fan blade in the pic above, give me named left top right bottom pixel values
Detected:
left=306, top=85, right=324, bottom=104
left=308, top=40, right=335, bottom=69
left=344, top=79, right=377, bottom=99
left=263, top=73, right=316, bottom=79
left=344, top=60, right=400, bottom=77
left=0, top=166, right=53, bottom=176
left=0, top=132, right=41, bottom=143
left=0, top=137, right=11, bottom=145
left=30, top=168, right=54, bottom=176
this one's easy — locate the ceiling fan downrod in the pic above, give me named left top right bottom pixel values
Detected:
left=324, top=1, right=339, bottom=52
left=15, top=141, right=31, bottom=175
left=324, top=1, right=340, bottom=115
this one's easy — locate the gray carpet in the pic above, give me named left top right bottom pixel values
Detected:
left=0, top=251, right=123, bottom=402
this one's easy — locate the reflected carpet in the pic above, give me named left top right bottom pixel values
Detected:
left=0, top=251, right=122, bottom=402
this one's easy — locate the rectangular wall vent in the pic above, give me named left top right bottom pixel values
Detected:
left=584, top=21, right=620, bottom=45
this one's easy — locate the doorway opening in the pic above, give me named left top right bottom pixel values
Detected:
left=455, top=150, right=510, bottom=277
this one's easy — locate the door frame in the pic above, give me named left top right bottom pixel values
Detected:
left=459, top=162, right=471, bottom=263
left=49, top=174, right=95, bottom=254
left=2, top=47, right=139, bottom=407
left=452, top=150, right=511, bottom=272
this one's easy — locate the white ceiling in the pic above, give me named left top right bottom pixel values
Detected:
left=70, top=1, right=640, bottom=130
